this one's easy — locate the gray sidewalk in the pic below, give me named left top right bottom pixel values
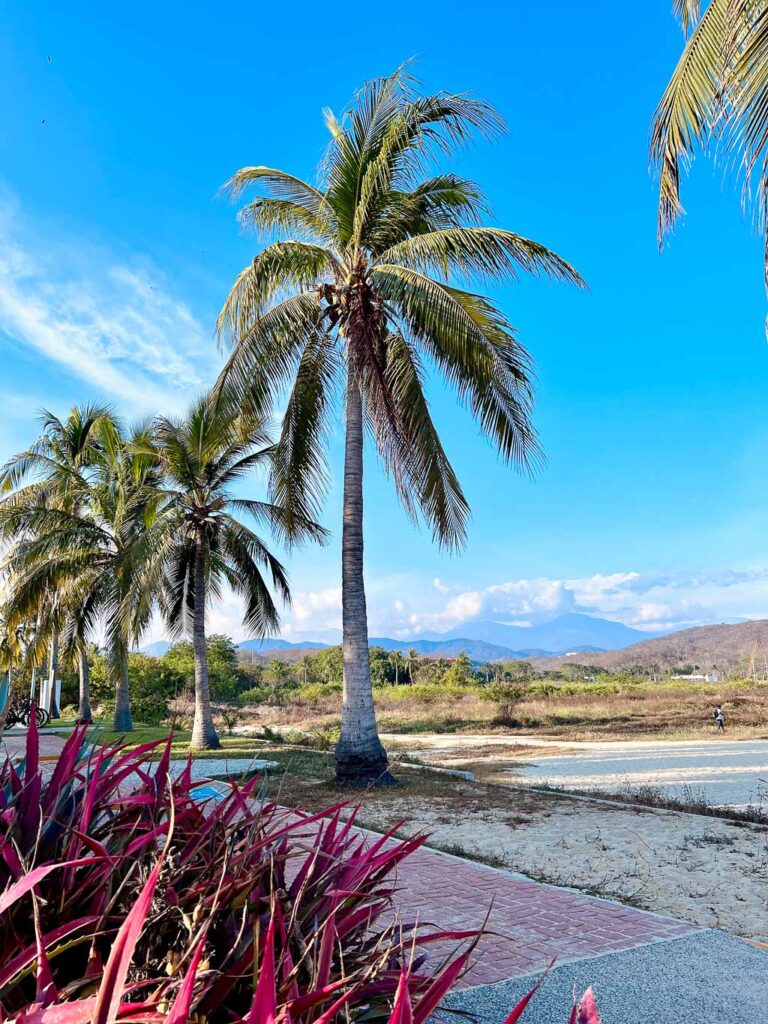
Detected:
left=444, top=930, right=768, bottom=1023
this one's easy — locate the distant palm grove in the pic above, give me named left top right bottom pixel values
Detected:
left=0, top=68, right=582, bottom=781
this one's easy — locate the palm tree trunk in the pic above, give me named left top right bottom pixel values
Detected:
left=112, top=647, right=133, bottom=732
left=190, top=532, right=220, bottom=750
left=335, top=373, right=392, bottom=786
left=0, top=668, right=12, bottom=733
left=78, top=651, right=92, bottom=724
left=47, top=635, right=60, bottom=719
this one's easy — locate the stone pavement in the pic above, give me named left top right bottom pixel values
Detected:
left=1, top=729, right=66, bottom=760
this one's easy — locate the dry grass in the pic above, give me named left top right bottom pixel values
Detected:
left=250, top=679, right=768, bottom=743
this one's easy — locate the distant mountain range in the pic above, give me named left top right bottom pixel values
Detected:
left=142, top=640, right=172, bottom=657
left=423, top=613, right=657, bottom=652
left=238, top=638, right=328, bottom=652
left=142, top=614, right=667, bottom=663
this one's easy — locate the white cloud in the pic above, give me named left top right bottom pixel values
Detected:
left=0, top=194, right=218, bottom=415
left=357, top=566, right=768, bottom=639
left=290, top=587, right=342, bottom=628
left=136, top=564, right=768, bottom=645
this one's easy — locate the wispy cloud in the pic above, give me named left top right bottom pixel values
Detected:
left=139, top=565, right=768, bottom=645
left=0, top=194, right=219, bottom=415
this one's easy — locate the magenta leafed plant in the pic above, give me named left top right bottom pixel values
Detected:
left=0, top=720, right=600, bottom=1023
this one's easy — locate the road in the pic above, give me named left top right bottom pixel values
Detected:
left=513, top=738, right=768, bottom=808
left=382, top=733, right=768, bottom=809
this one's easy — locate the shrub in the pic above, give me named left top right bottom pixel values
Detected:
left=240, top=686, right=271, bottom=705
left=481, top=683, right=527, bottom=725
left=2, top=862, right=601, bottom=1023
left=0, top=720, right=601, bottom=1024
left=0, top=720, right=462, bottom=1021
left=292, top=682, right=343, bottom=706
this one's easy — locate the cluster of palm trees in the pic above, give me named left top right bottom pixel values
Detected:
left=0, top=67, right=584, bottom=781
left=0, top=399, right=317, bottom=748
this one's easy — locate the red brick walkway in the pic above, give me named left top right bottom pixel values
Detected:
left=393, top=843, right=697, bottom=987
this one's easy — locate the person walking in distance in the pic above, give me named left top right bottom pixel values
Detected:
left=713, top=706, right=726, bottom=733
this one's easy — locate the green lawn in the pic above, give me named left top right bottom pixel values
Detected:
left=50, top=720, right=275, bottom=759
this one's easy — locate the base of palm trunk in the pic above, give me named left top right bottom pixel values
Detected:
left=112, top=712, right=133, bottom=733
left=334, top=745, right=397, bottom=787
left=191, top=724, right=221, bottom=750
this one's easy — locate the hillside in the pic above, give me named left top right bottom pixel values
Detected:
left=534, top=619, right=768, bottom=673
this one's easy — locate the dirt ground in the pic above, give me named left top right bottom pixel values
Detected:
left=264, top=746, right=768, bottom=944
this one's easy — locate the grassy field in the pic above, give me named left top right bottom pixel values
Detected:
left=47, top=675, right=768, bottom=760
left=252, top=676, right=768, bottom=743
left=51, top=721, right=276, bottom=759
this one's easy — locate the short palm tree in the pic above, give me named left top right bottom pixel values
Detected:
left=2, top=415, right=161, bottom=732
left=652, top=1, right=768, bottom=274
left=0, top=404, right=110, bottom=719
left=296, top=654, right=313, bottom=685
left=216, top=68, right=583, bottom=784
left=139, top=396, right=325, bottom=749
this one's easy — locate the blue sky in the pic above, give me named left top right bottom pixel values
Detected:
left=3, top=1, right=768, bottom=642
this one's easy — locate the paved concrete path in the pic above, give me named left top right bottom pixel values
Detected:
left=1, top=730, right=66, bottom=760
left=513, top=739, right=768, bottom=809
left=444, top=930, right=768, bottom=1023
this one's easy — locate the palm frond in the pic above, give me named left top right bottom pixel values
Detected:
left=651, top=0, right=730, bottom=244
left=214, top=292, right=324, bottom=421
left=270, top=332, right=340, bottom=542
left=373, top=265, right=543, bottom=469
left=377, top=227, right=585, bottom=285
left=372, top=331, right=470, bottom=549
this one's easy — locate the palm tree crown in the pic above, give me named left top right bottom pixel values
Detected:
left=216, top=67, right=583, bottom=783
left=218, top=68, right=583, bottom=543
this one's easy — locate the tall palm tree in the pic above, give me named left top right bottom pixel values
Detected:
left=137, top=396, right=325, bottom=749
left=216, top=68, right=583, bottom=785
left=652, top=1, right=768, bottom=276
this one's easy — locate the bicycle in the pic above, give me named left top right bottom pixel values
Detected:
left=5, top=695, right=50, bottom=729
